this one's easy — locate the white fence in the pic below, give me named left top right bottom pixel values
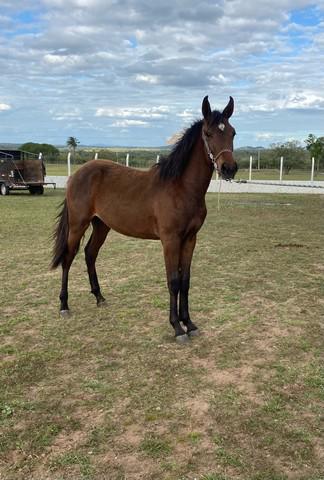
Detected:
left=62, top=152, right=321, bottom=181
left=246, top=155, right=317, bottom=183
left=45, top=175, right=324, bottom=194
left=46, top=153, right=324, bottom=194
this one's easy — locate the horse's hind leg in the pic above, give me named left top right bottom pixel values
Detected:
left=85, top=216, right=110, bottom=306
left=60, top=222, right=89, bottom=314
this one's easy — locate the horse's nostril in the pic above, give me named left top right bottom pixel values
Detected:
left=221, top=162, right=238, bottom=179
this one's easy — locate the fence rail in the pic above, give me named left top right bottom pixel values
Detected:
left=45, top=175, right=324, bottom=194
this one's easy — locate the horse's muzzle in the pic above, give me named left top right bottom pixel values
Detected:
left=220, top=161, right=238, bottom=181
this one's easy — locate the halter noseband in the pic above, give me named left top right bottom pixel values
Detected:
left=202, top=130, right=233, bottom=172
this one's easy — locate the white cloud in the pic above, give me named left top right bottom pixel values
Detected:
left=239, top=92, right=324, bottom=113
left=255, top=132, right=277, bottom=140
left=0, top=103, right=11, bottom=111
left=111, top=119, right=148, bottom=127
left=176, top=109, right=199, bottom=123
left=285, top=92, right=324, bottom=109
left=51, top=108, right=83, bottom=121
left=209, top=74, right=228, bottom=84
left=135, top=74, right=159, bottom=84
left=43, top=53, right=84, bottom=68
left=1, top=0, right=324, bottom=146
left=96, top=106, right=170, bottom=119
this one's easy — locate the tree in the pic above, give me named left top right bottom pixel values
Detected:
left=270, top=141, right=307, bottom=174
left=66, top=136, right=80, bottom=157
left=305, top=134, right=324, bottom=173
left=20, top=142, right=60, bottom=162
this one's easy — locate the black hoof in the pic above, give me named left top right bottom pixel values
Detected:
left=176, top=334, right=190, bottom=344
left=60, top=309, right=70, bottom=317
left=188, top=328, right=200, bottom=337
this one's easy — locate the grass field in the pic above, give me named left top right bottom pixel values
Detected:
left=45, top=162, right=324, bottom=182
left=0, top=190, right=324, bottom=480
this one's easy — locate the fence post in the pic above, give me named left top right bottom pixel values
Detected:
left=67, top=152, right=71, bottom=177
left=311, top=157, right=315, bottom=183
left=38, top=152, right=43, bottom=160
left=156, top=155, right=160, bottom=163
left=249, top=156, right=253, bottom=181
left=126, top=153, right=129, bottom=167
left=279, top=156, right=283, bottom=182
left=94, top=152, right=98, bottom=160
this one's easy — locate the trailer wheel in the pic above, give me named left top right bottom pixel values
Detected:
left=0, top=183, right=9, bottom=196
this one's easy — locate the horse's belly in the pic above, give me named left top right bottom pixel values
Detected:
left=113, top=223, right=159, bottom=240
left=95, top=210, right=160, bottom=240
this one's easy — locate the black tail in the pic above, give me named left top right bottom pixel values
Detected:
left=51, top=200, right=69, bottom=269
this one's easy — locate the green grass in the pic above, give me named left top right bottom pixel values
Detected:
left=140, top=435, right=172, bottom=458
left=0, top=190, right=324, bottom=479
left=235, top=168, right=324, bottom=181
left=46, top=163, right=80, bottom=176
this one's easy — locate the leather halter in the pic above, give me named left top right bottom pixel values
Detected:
left=202, top=130, right=233, bottom=172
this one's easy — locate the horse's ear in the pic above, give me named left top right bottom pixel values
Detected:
left=202, top=95, right=212, bottom=121
left=222, top=96, right=234, bottom=119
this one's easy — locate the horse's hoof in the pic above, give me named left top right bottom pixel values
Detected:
left=60, top=309, right=70, bottom=317
left=188, top=328, right=200, bottom=337
left=97, top=300, right=106, bottom=308
left=176, top=334, right=189, bottom=344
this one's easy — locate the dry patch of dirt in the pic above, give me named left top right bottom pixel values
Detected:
left=97, top=450, right=156, bottom=480
left=49, top=429, right=87, bottom=456
left=191, top=356, right=264, bottom=406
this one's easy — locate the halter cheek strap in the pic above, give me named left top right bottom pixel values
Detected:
left=202, top=131, right=232, bottom=172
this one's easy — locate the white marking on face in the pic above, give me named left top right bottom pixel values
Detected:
left=218, top=123, right=225, bottom=132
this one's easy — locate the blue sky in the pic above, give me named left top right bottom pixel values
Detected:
left=0, top=0, right=324, bottom=147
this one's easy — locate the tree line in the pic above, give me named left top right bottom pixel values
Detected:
left=235, top=136, right=324, bottom=173
left=19, top=134, right=324, bottom=173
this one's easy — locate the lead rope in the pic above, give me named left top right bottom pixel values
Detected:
left=202, top=131, right=230, bottom=213
left=218, top=175, right=222, bottom=211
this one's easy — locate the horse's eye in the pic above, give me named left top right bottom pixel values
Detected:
left=205, top=131, right=212, bottom=138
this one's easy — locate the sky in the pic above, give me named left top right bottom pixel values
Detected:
left=0, top=0, right=324, bottom=148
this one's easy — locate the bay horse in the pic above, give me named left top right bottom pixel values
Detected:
left=52, top=96, right=238, bottom=343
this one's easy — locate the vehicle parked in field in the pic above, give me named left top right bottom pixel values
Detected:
left=0, top=149, right=55, bottom=195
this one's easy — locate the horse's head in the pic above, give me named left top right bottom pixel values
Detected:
left=202, top=96, right=238, bottom=180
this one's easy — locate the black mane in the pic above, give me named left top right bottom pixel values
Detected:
left=157, top=111, right=223, bottom=181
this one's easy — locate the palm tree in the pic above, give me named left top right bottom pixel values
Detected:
left=66, top=136, right=80, bottom=158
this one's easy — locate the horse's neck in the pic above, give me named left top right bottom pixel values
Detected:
left=183, top=138, right=213, bottom=198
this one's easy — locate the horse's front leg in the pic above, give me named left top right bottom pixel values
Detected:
left=179, top=234, right=199, bottom=336
left=162, top=236, right=188, bottom=343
